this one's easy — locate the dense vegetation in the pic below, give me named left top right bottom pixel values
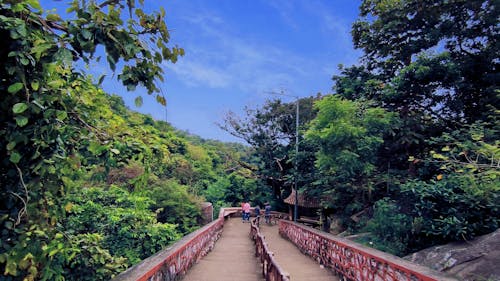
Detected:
left=0, top=1, right=259, bottom=280
left=1, top=0, right=498, bottom=280
left=223, top=0, right=499, bottom=256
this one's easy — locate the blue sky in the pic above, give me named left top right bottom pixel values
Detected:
left=44, top=0, right=363, bottom=143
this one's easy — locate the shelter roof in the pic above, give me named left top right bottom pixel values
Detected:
left=283, top=189, right=321, bottom=208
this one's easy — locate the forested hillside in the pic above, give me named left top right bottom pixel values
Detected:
left=0, top=1, right=263, bottom=280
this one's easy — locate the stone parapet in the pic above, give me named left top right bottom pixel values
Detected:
left=279, top=220, right=458, bottom=281
left=111, top=208, right=239, bottom=281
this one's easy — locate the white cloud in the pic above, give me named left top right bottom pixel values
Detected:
left=168, top=59, right=231, bottom=88
left=162, top=0, right=362, bottom=100
left=164, top=10, right=315, bottom=94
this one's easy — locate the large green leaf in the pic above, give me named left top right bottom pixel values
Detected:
left=12, top=103, right=28, bottom=114
left=56, top=110, right=68, bottom=121
left=15, top=116, right=29, bottom=127
left=8, top=83, right=23, bottom=94
left=9, top=152, right=21, bottom=164
left=134, top=96, right=143, bottom=107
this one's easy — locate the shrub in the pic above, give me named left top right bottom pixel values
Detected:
left=361, top=198, right=412, bottom=256
left=401, top=174, right=499, bottom=245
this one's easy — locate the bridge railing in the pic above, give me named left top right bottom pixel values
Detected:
left=279, top=220, right=457, bottom=281
left=111, top=207, right=240, bottom=281
left=250, top=212, right=290, bottom=281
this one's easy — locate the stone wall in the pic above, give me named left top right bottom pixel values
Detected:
left=200, top=202, right=213, bottom=224
left=279, top=220, right=458, bottom=281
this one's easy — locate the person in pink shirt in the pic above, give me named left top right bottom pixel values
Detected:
left=242, top=201, right=251, bottom=222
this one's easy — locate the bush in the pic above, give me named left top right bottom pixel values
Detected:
left=65, top=186, right=181, bottom=266
left=401, top=174, right=499, bottom=245
left=361, top=198, right=412, bottom=256
left=150, top=180, right=203, bottom=234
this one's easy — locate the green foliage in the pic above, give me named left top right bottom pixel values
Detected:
left=401, top=122, right=500, bottom=245
left=361, top=198, right=412, bottom=256
left=400, top=173, right=499, bottom=246
left=219, top=96, right=320, bottom=204
left=210, top=173, right=264, bottom=205
left=304, top=95, right=395, bottom=217
left=306, top=95, right=394, bottom=179
left=205, top=177, right=232, bottom=214
left=360, top=122, right=499, bottom=253
left=318, top=0, right=500, bottom=256
left=336, top=0, right=499, bottom=173
left=428, top=121, right=499, bottom=177
left=0, top=1, right=253, bottom=280
left=150, top=180, right=203, bottom=234
left=63, top=186, right=181, bottom=269
left=58, top=233, right=128, bottom=281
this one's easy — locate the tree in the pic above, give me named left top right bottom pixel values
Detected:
left=219, top=96, right=320, bottom=202
left=0, top=0, right=183, bottom=279
left=352, top=0, right=498, bottom=121
left=305, top=95, right=395, bottom=218
left=335, top=0, right=499, bottom=173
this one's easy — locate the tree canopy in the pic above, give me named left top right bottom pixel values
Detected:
left=331, top=0, right=499, bottom=254
left=226, top=0, right=499, bottom=257
left=219, top=96, right=320, bottom=203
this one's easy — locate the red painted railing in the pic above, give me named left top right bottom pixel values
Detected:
left=111, top=208, right=239, bottom=281
left=250, top=214, right=290, bottom=281
left=112, top=208, right=457, bottom=281
left=279, top=220, right=457, bottom=281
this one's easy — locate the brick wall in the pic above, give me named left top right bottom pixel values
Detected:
left=279, top=220, right=457, bottom=281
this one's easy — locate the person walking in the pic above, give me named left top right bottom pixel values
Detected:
left=254, top=205, right=261, bottom=225
left=242, top=201, right=251, bottom=222
left=264, top=202, right=271, bottom=224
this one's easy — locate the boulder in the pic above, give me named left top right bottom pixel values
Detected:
left=404, top=229, right=500, bottom=281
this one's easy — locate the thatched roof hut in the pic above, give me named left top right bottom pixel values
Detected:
left=283, top=189, right=321, bottom=208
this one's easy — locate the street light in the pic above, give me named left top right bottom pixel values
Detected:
left=293, top=97, right=299, bottom=222
left=270, top=91, right=299, bottom=222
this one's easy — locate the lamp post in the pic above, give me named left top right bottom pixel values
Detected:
left=293, top=97, right=299, bottom=222
left=269, top=91, right=299, bottom=222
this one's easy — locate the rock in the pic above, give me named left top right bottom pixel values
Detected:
left=327, top=215, right=345, bottom=235
left=404, top=229, right=500, bottom=281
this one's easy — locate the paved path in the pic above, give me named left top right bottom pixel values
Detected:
left=182, top=218, right=338, bottom=281
left=259, top=223, right=339, bottom=281
left=182, top=217, right=263, bottom=281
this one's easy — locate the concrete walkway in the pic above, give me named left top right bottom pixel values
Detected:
left=260, top=223, right=339, bottom=281
left=182, top=218, right=338, bottom=281
left=182, top=217, right=264, bottom=281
